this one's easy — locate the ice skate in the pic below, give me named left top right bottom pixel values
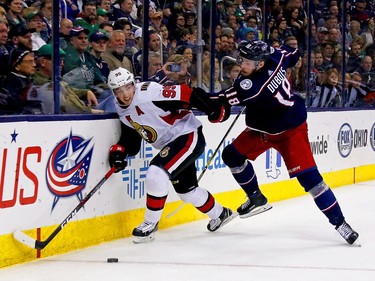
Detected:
left=237, top=192, right=272, bottom=219
left=207, top=207, right=237, bottom=232
left=132, top=221, right=158, bottom=244
left=335, top=220, right=360, bottom=246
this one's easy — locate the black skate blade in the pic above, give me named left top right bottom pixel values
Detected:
left=220, top=211, right=239, bottom=229
left=239, top=203, right=273, bottom=219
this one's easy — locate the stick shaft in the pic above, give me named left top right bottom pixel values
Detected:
left=14, top=167, right=116, bottom=250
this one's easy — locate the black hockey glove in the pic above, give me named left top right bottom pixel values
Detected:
left=208, top=96, right=231, bottom=123
left=109, top=144, right=127, bottom=173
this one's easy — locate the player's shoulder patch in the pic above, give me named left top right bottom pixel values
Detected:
left=240, top=79, right=252, bottom=90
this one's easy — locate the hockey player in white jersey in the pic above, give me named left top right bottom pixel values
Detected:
left=107, top=67, right=236, bottom=243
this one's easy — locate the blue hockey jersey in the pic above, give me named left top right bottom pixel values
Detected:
left=222, top=46, right=307, bottom=134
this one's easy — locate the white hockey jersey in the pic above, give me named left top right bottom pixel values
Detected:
left=115, top=81, right=202, bottom=150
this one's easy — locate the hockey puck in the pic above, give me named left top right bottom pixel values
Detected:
left=107, top=258, right=119, bottom=263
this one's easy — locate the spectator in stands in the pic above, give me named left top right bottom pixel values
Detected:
left=349, top=0, right=371, bottom=28
left=241, top=27, right=256, bottom=42
left=314, top=49, right=325, bottom=71
left=196, top=57, right=221, bottom=93
left=98, top=0, right=112, bottom=14
left=62, top=26, right=108, bottom=95
left=59, top=18, right=73, bottom=50
left=327, top=28, right=341, bottom=51
left=184, top=10, right=196, bottom=31
left=73, top=1, right=99, bottom=35
left=332, top=48, right=349, bottom=71
left=32, top=44, right=103, bottom=114
left=110, top=0, right=135, bottom=24
left=99, top=22, right=113, bottom=34
left=130, top=27, right=142, bottom=55
left=284, top=0, right=308, bottom=26
left=356, top=55, right=375, bottom=90
left=147, top=52, right=162, bottom=77
left=60, top=0, right=79, bottom=21
left=112, top=18, right=133, bottom=60
left=96, top=8, right=110, bottom=25
left=5, top=0, right=25, bottom=28
left=227, top=36, right=237, bottom=57
left=345, top=71, right=368, bottom=107
left=160, top=23, right=174, bottom=58
left=276, top=17, right=291, bottom=44
left=0, top=5, right=6, bottom=22
left=217, top=34, right=230, bottom=60
left=0, top=19, right=9, bottom=83
left=1, top=49, right=42, bottom=114
left=150, top=10, right=163, bottom=33
left=245, top=16, right=262, bottom=40
left=102, top=30, right=133, bottom=73
left=169, top=13, right=186, bottom=42
left=347, top=20, right=362, bottom=46
left=33, top=44, right=102, bottom=114
left=289, top=56, right=305, bottom=93
left=311, top=68, right=343, bottom=108
left=284, top=7, right=305, bottom=50
left=284, top=36, right=298, bottom=49
left=356, top=55, right=374, bottom=74
left=221, top=62, right=241, bottom=90
left=89, top=30, right=110, bottom=79
left=227, top=14, right=240, bottom=36
left=266, top=25, right=281, bottom=46
left=361, top=17, right=375, bottom=50
left=316, top=27, right=329, bottom=46
left=149, top=53, right=191, bottom=86
left=132, top=29, right=161, bottom=77
left=22, top=8, right=46, bottom=52
left=325, top=15, right=340, bottom=31
left=174, top=0, right=196, bottom=15
left=321, top=41, right=335, bottom=68
left=40, top=0, right=53, bottom=42
left=347, top=42, right=363, bottom=73
left=7, top=22, right=34, bottom=52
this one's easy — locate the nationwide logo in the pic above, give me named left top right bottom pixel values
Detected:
left=46, top=131, right=94, bottom=211
left=370, top=123, right=375, bottom=152
left=337, top=123, right=353, bottom=158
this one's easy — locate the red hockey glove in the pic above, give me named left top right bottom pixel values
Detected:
left=109, top=144, right=127, bottom=173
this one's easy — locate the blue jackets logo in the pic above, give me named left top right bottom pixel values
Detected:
left=46, top=131, right=94, bottom=210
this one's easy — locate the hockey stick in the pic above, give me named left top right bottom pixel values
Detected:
left=13, top=167, right=116, bottom=250
left=166, top=107, right=245, bottom=218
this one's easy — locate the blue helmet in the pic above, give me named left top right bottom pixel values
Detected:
left=238, top=40, right=270, bottom=61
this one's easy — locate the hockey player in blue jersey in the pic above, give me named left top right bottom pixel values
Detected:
left=217, top=40, right=359, bottom=245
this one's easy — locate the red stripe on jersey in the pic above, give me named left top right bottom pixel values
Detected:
left=164, top=131, right=194, bottom=170
left=197, top=192, right=215, bottom=213
left=146, top=194, right=168, bottom=211
left=160, top=110, right=190, bottom=125
left=179, top=84, right=192, bottom=103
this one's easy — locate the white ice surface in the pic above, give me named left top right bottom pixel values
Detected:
left=1, top=180, right=375, bottom=281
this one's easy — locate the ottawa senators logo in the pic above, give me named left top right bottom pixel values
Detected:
left=160, top=147, right=170, bottom=157
left=131, top=121, right=157, bottom=143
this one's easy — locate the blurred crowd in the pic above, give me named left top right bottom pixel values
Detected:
left=0, top=0, right=374, bottom=115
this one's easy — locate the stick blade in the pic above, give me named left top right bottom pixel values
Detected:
left=13, top=230, right=37, bottom=249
